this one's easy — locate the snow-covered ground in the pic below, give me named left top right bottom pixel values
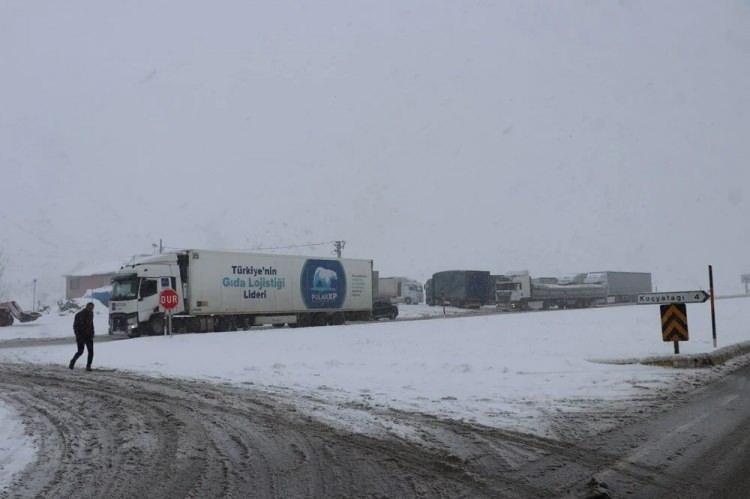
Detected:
left=1, top=297, right=747, bottom=437
left=0, top=299, right=109, bottom=342
left=0, top=402, right=35, bottom=492
left=395, top=303, right=479, bottom=319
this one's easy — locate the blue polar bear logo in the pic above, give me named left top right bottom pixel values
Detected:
left=301, top=259, right=346, bottom=309
left=312, top=267, right=338, bottom=291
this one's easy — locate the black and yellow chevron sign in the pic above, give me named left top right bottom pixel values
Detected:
left=661, top=303, right=689, bottom=342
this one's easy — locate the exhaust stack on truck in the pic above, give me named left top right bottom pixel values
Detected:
left=109, top=250, right=373, bottom=336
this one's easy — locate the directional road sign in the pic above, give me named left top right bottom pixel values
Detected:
left=637, top=290, right=709, bottom=305
left=661, top=303, right=689, bottom=342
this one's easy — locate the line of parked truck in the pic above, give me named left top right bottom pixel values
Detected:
left=425, top=270, right=652, bottom=310
left=102, top=247, right=653, bottom=337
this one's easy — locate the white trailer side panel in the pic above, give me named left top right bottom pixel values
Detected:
left=377, top=278, right=400, bottom=299
left=186, top=250, right=372, bottom=315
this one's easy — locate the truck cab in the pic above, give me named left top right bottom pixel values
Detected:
left=508, top=272, right=532, bottom=304
left=109, top=254, right=184, bottom=336
left=401, top=281, right=423, bottom=304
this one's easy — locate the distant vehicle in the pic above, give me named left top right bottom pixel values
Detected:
left=0, top=301, right=42, bottom=327
left=495, top=270, right=652, bottom=310
left=372, top=300, right=398, bottom=320
left=377, top=277, right=423, bottom=304
left=109, top=250, right=374, bottom=336
left=425, top=271, right=491, bottom=308
left=583, top=271, right=652, bottom=303
left=495, top=272, right=607, bottom=310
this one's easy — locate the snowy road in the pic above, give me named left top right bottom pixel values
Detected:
left=1, top=297, right=748, bottom=439
left=3, top=356, right=750, bottom=498
left=0, top=297, right=747, bottom=497
left=0, top=363, right=558, bottom=498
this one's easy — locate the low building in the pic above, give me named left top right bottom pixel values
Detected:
left=64, top=262, right=123, bottom=299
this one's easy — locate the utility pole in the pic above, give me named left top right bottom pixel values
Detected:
left=32, top=278, right=37, bottom=312
left=159, top=238, right=163, bottom=254
left=333, top=240, right=346, bottom=258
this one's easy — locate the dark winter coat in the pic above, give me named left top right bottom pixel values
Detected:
left=73, top=308, right=95, bottom=339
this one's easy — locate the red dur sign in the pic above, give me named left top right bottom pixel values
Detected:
left=159, top=289, right=179, bottom=310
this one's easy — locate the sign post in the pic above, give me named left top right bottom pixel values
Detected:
left=638, top=290, right=708, bottom=355
left=660, top=303, right=688, bottom=354
left=709, top=265, right=717, bottom=348
left=159, top=289, right=179, bottom=336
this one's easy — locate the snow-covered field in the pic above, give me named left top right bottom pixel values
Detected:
left=0, top=402, right=35, bottom=492
left=1, top=297, right=748, bottom=437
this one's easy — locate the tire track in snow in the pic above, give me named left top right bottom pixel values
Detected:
left=0, top=363, right=553, bottom=499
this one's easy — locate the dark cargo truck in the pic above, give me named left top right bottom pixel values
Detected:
left=425, top=270, right=491, bottom=308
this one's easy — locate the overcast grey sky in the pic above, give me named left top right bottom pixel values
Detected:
left=1, top=0, right=749, bottom=303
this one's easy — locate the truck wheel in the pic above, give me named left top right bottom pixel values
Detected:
left=312, top=313, right=328, bottom=327
left=330, top=313, right=345, bottom=326
left=188, top=317, right=202, bottom=333
left=404, top=297, right=412, bottom=305
left=294, top=314, right=312, bottom=328
left=389, top=310, right=398, bottom=320
left=272, top=323, right=285, bottom=329
left=148, top=315, right=165, bottom=335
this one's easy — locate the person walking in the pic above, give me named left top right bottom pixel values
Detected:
left=69, top=302, right=95, bottom=371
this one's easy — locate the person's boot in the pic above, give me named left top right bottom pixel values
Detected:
left=86, top=366, right=92, bottom=372
left=69, top=359, right=75, bottom=369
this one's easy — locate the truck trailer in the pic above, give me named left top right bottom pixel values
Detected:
left=109, top=250, right=373, bottom=336
left=495, top=272, right=607, bottom=310
left=583, top=271, right=652, bottom=303
left=377, top=277, right=424, bottom=304
left=425, top=270, right=491, bottom=308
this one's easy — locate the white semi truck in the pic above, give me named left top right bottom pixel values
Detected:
left=377, top=277, right=423, bottom=304
left=495, top=272, right=607, bottom=310
left=495, top=270, right=651, bottom=310
left=109, top=250, right=374, bottom=336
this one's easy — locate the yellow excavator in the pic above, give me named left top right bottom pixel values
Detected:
left=0, top=301, right=42, bottom=327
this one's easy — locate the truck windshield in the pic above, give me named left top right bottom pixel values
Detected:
left=111, top=277, right=139, bottom=301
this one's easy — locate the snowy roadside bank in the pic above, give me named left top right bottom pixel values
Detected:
left=0, top=297, right=747, bottom=438
left=0, top=299, right=109, bottom=342
left=0, top=401, right=36, bottom=492
left=592, top=340, right=750, bottom=368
